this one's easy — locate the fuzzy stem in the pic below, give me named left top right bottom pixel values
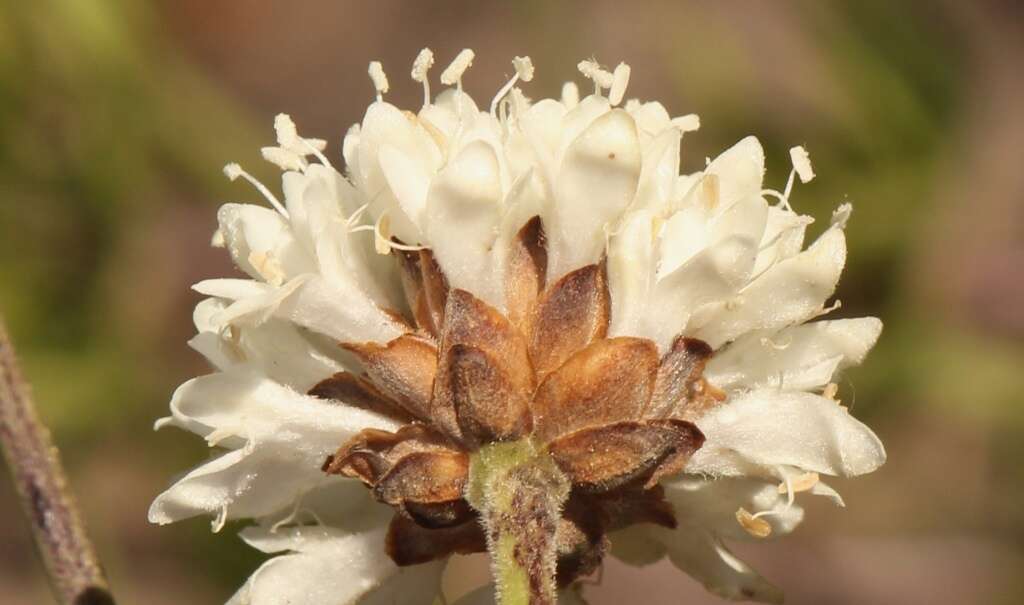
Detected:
left=0, top=318, right=115, bottom=605
left=468, top=440, right=570, bottom=605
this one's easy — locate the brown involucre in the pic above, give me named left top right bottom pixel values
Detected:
left=315, top=215, right=725, bottom=585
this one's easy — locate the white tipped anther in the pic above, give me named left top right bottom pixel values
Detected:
left=368, top=61, right=389, bottom=100
left=699, top=173, right=721, bottom=209
left=223, top=163, right=243, bottom=181
left=577, top=59, right=614, bottom=94
left=491, top=55, right=536, bottom=116
left=210, top=228, right=226, bottom=248
left=790, top=146, right=815, bottom=183
left=512, top=56, right=534, bottom=82
left=561, top=81, right=580, bottom=108
left=608, top=62, right=631, bottom=106
left=411, top=48, right=434, bottom=108
left=671, top=114, right=701, bottom=133
left=261, top=146, right=306, bottom=172
left=222, top=162, right=289, bottom=218
left=831, top=203, right=852, bottom=229
left=273, top=113, right=299, bottom=147
left=411, top=48, right=434, bottom=82
left=441, top=49, right=475, bottom=86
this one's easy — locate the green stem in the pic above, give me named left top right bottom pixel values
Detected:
left=467, top=440, right=570, bottom=605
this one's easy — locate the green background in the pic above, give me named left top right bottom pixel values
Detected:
left=2, top=1, right=1022, bottom=603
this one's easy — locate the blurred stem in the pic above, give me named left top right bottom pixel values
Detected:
left=0, top=317, right=115, bottom=605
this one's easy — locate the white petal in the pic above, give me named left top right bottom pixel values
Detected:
left=687, top=389, right=886, bottom=478
left=149, top=369, right=401, bottom=524
left=229, top=525, right=443, bottom=605
left=662, top=476, right=804, bottom=540
left=653, top=527, right=783, bottom=604
left=751, top=206, right=812, bottom=276
left=379, top=144, right=432, bottom=231
left=642, top=235, right=757, bottom=351
left=217, top=204, right=315, bottom=284
left=633, top=128, right=681, bottom=213
left=706, top=317, right=883, bottom=392
left=550, top=108, right=641, bottom=278
left=274, top=275, right=406, bottom=344
left=356, top=102, right=440, bottom=241
left=690, top=224, right=847, bottom=348
left=705, top=136, right=765, bottom=209
left=608, top=210, right=657, bottom=338
left=424, top=140, right=504, bottom=306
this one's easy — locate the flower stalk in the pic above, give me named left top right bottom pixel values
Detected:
left=468, top=440, right=570, bottom=605
left=0, top=317, right=115, bottom=605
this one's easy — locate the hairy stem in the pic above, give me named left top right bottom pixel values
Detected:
left=468, top=440, right=570, bottom=605
left=0, top=318, right=115, bottom=605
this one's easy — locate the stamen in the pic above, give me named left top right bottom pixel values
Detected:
left=223, top=163, right=290, bottom=218
left=823, top=382, right=839, bottom=401
left=671, top=114, right=701, bottom=133
left=790, top=146, right=815, bottom=183
left=608, top=62, right=631, bottom=106
left=212, top=505, right=228, bottom=533
left=777, top=471, right=819, bottom=495
left=735, top=507, right=772, bottom=538
left=761, top=188, right=793, bottom=212
left=411, top=48, right=434, bottom=109
left=561, top=81, right=580, bottom=108
left=831, top=203, right=852, bottom=229
left=577, top=59, right=613, bottom=96
left=248, top=250, right=286, bottom=286
left=363, top=213, right=419, bottom=255
left=441, top=49, right=475, bottom=86
left=699, top=173, right=720, bottom=209
left=261, top=146, right=307, bottom=172
left=345, top=202, right=370, bottom=228
left=368, top=61, right=389, bottom=102
left=491, top=56, right=535, bottom=116
left=274, top=113, right=299, bottom=148
left=210, top=228, right=226, bottom=248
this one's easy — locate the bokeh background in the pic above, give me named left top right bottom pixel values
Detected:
left=2, top=1, right=1023, bottom=603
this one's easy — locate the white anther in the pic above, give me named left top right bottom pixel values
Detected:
left=373, top=213, right=392, bottom=255
left=608, top=62, right=631, bottom=106
left=411, top=48, right=434, bottom=108
left=210, top=228, right=226, bottom=248
left=223, top=163, right=289, bottom=218
left=577, top=59, right=613, bottom=94
left=368, top=61, right=389, bottom=100
left=671, top=113, right=701, bottom=133
left=492, top=55, right=536, bottom=116
left=261, top=146, right=306, bottom=172
left=512, top=56, right=534, bottom=82
left=441, top=49, right=475, bottom=86
left=699, top=173, right=720, bottom=209
left=790, top=145, right=815, bottom=183
left=561, top=81, right=580, bottom=108
left=411, top=48, right=434, bottom=82
left=274, top=113, right=299, bottom=147
left=823, top=382, right=839, bottom=401
left=831, top=203, right=852, bottom=229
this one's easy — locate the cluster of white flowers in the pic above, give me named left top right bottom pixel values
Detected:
left=150, top=49, right=884, bottom=604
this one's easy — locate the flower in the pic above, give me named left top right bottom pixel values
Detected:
left=150, top=49, right=885, bottom=605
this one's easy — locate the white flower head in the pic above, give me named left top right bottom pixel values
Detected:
left=152, top=50, right=885, bottom=605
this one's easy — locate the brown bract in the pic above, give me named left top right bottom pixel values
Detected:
left=311, top=216, right=725, bottom=584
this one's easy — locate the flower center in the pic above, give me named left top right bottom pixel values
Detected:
left=310, top=217, right=725, bottom=593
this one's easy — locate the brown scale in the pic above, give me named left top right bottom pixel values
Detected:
left=309, top=216, right=726, bottom=585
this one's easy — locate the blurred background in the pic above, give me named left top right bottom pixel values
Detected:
left=2, top=1, right=1023, bottom=603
